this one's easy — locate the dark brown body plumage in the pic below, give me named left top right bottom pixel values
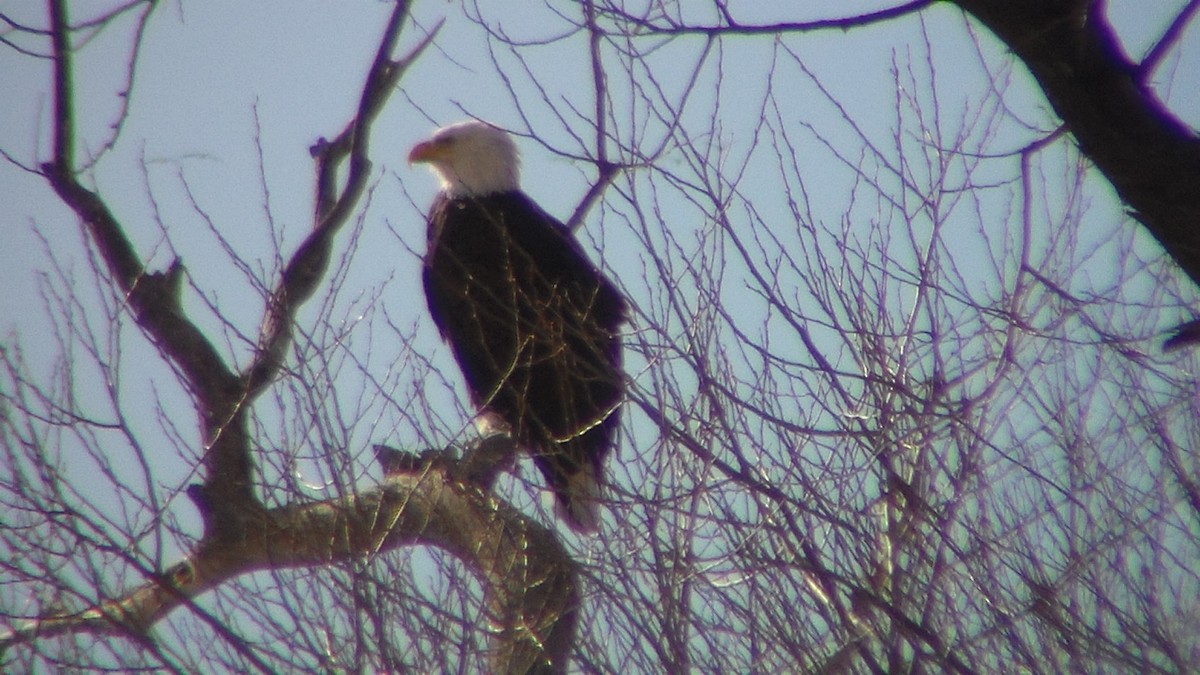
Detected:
left=422, top=191, right=626, bottom=530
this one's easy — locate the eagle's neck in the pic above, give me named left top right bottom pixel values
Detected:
left=434, top=161, right=519, bottom=199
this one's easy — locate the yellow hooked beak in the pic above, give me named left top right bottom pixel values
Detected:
left=407, top=138, right=451, bottom=164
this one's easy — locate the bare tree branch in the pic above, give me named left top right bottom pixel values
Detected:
left=594, top=0, right=937, bottom=36
left=0, top=438, right=581, bottom=673
left=247, top=5, right=443, bottom=396
left=1138, top=0, right=1200, bottom=80
left=42, top=0, right=257, bottom=513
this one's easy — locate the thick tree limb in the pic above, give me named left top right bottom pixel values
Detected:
left=951, top=0, right=1200, bottom=289
left=0, top=439, right=581, bottom=674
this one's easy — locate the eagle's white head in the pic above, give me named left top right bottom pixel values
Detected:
left=409, top=120, right=520, bottom=197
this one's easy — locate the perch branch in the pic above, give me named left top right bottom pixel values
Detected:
left=0, top=436, right=580, bottom=674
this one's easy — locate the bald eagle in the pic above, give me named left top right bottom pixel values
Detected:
left=409, top=121, right=627, bottom=532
